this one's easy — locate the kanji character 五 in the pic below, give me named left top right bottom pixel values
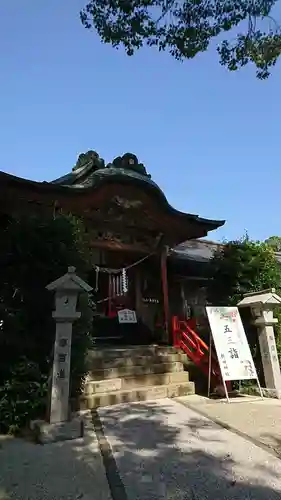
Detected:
left=224, top=325, right=232, bottom=334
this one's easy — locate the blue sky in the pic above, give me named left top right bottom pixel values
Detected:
left=1, top=0, right=280, bottom=242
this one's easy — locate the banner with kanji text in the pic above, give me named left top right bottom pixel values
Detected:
left=206, top=306, right=258, bottom=381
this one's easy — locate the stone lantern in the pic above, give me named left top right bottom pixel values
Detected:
left=31, top=266, right=92, bottom=443
left=238, top=288, right=281, bottom=398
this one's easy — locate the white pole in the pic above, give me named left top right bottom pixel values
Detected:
left=256, top=376, right=264, bottom=400
left=222, top=378, right=230, bottom=403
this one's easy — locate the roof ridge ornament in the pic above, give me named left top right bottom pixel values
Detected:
left=107, top=153, right=151, bottom=178
left=72, top=150, right=105, bottom=172
left=72, top=151, right=151, bottom=179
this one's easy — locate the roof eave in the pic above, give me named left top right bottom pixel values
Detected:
left=0, top=170, right=225, bottom=236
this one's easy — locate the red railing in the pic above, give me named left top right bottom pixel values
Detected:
left=172, top=316, right=230, bottom=392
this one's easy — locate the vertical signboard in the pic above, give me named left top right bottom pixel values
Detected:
left=206, top=306, right=258, bottom=382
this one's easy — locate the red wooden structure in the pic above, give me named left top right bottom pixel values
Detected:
left=172, top=315, right=231, bottom=392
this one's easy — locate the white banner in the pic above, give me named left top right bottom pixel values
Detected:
left=206, top=306, right=258, bottom=381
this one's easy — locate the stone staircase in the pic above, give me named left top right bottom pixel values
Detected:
left=79, top=345, right=195, bottom=409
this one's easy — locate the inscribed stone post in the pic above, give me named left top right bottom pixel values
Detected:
left=238, top=289, right=281, bottom=398
left=46, top=266, right=92, bottom=424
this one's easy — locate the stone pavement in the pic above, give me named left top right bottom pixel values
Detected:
left=2, top=397, right=281, bottom=500
left=97, top=398, right=281, bottom=500
left=0, top=417, right=112, bottom=500
left=177, top=394, right=281, bottom=457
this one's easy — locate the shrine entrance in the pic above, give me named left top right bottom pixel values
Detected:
left=89, top=250, right=166, bottom=346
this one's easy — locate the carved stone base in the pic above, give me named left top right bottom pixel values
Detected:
left=30, top=417, right=84, bottom=444
left=261, top=387, right=281, bottom=399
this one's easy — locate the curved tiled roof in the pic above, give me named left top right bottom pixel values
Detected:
left=52, top=164, right=165, bottom=196
left=50, top=152, right=225, bottom=235
left=0, top=151, right=225, bottom=240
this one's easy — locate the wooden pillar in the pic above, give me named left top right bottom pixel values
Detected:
left=161, top=246, right=170, bottom=343
left=135, top=269, right=142, bottom=318
left=180, top=281, right=187, bottom=319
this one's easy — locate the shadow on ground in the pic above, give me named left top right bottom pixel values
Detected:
left=73, top=400, right=281, bottom=500
left=0, top=429, right=111, bottom=500
left=261, top=433, right=281, bottom=456
left=1, top=401, right=281, bottom=499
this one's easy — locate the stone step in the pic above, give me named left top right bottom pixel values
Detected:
left=79, top=381, right=195, bottom=409
left=89, top=345, right=177, bottom=359
left=86, top=352, right=186, bottom=370
left=87, top=345, right=177, bottom=360
left=87, top=361, right=184, bottom=381
left=84, top=371, right=190, bottom=395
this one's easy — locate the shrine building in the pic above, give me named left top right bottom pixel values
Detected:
left=0, top=151, right=224, bottom=345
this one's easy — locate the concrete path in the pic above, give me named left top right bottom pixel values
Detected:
left=2, top=397, right=281, bottom=500
left=0, top=418, right=112, bottom=500
left=177, top=395, right=281, bottom=457
left=97, top=398, right=281, bottom=500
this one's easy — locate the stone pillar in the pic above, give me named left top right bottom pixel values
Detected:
left=30, top=266, right=92, bottom=443
left=238, top=288, right=281, bottom=398
left=47, top=266, right=93, bottom=423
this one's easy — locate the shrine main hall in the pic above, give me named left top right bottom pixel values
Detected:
left=0, top=150, right=224, bottom=344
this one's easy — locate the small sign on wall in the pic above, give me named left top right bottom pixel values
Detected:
left=118, top=309, right=137, bottom=324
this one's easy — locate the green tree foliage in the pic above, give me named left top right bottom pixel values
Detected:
left=265, top=235, right=281, bottom=251
left=207, top=236, right=281, bottom=306
left=0, top=213, right=93, bottom=433
left=206, top=236, right=281, bottom=381
left=80, top=0, right=281, bottom=79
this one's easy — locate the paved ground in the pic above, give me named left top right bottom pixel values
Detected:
left=98, top=398, right=281, bottom=500
left=2, top=397, right=281, bottom=500
left=177, top=394, right=281, bottom=456
left=0, top=417, right=112, bottom=500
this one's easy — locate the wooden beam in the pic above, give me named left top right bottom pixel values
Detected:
left=90, top=240, right=151, bottom=253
